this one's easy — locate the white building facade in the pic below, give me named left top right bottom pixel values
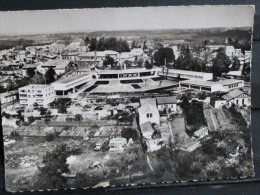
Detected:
left=18, top=84, right=55, bottom=106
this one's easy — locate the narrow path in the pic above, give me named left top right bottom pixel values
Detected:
left=146, top=155, right=154, bottom=171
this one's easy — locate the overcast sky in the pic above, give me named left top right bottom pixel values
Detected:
left=0, top=5, right=255, bottom=35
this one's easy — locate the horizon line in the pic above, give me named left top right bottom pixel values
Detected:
left=0, top=26, right=252, bottom=37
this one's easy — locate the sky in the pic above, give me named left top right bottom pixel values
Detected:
left=0, top=5, right=255, bottom=35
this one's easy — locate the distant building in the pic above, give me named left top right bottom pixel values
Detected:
left=211, top=89, right=250, bottom=108
left=140, top=98, right=157, bottom=107
left=222, top=89, right=250, bottom=107
left=78, top=50, right=118, bottom=61
left=179, top=79, right=244, bottom=92
left=0, top=90, right=18, bottom=104
left=156, top=96, right=177, bottom=113
left=108, top=138, right=127, bottom=151
left=61, top=52, right=79, bottom=62
left=41, top=59, right=72, bottom=75
left=159, top=69, right=213, bottom=81
left=138, top=103, right=160, bottom=125
left=51, top=72, right=93, bottom=96
left=18, top=84, right=55, bottom=106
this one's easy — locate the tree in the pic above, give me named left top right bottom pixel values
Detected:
left=31, top=73, right=45, bottom=84
left=232, top=57, right=241, bottom=71
left=153, top=48, right=175, bottom=66
left=27, top=116, right=35, bottom=124
left=17, top=77, right=30, bottom=88
left=121, top=128, right=138, bottom=142
left=39, top=107, right=47, bottom=116
left=89, top=38, right=98, bottom=51
left=212, top=49, right=231, bottom=77
left=137, top=58, right=144, bottom=68
left=174, top=45, right=194, bottom=70
left=35, top=144, right=70, bottom=189
left=84, top=37, right=90, bottom=45
left=45, top=68, right=56, bottom=84
left=26, top=68, right=36, bottom=77
left=74, top=114, right=83, bottom=121
left=103, top=56, right=115, bottom=67
left=145, top=60, right=153, bottom=69
left=131, top=41, right=137, bottom=49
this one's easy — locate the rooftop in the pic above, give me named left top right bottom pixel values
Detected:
left=180, top=78, right=244, bottom=86
left=42, top=59, right=70, bottom=69
left=79, top=50, right=118, bottom=57
left=19, top=84, right=52, bottom=90
left=166, top=68, right=213, bottom=76
left=53, top=73, right=92, bottom=84
left=140, top=98, right=157, bottom=106
left=140, top=122, right=154, bottom=133
left=222, top=89, right=248, bottom=101
left=156, top=96, right=177, bottom=104
left=96, top=67, right=160, bottom=74
left=138, top=103, right=158, bottom=115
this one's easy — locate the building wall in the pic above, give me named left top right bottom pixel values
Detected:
left=214, top=100, right=227, bottom=108
left=159, top=69, right=213, bottom=81
left=19, top=85, right=55, bottom=106
left=139, top=111, right=160, bottom=125
left=158, top=104, right=177, bottom=112
left=228, top=97, right=251, bottom=107
left=51, top=74, right=93, bottom=91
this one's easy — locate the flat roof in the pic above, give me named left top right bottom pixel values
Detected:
left=166, top=69, right=213, bottom=76
left=19, top=84, right=52, bottom=90
left=96, top=68, right=160, bottom=74
left=180, top=79, right=243, bottom=87
left=53, top=73, right=91, bottom=84
left=180, top=79, right=221, bottom=87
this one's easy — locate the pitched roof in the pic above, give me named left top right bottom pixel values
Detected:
left=140, top=122, right=154, bottom=134
left=140, top=98, right=157, bottom=106
left=156, top=96, right=177, bottom=105
left=222, top=89, right=249, bottom=101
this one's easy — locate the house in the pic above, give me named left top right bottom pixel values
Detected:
left=140, top=98, right=157, bottom=106
left=138, top=103, right=160, bottom=125
left=211, top=89, right=250, bottom=108
left=22, top=64, right=40, bottom=77
left=108, top=138, right=127, bottom=151
left=222, top=89, right=250, bottom=107
left=156, top=96, right=177, bottom=113
left=194, top=127, right=209, bottom=139
left=78, top=50, right=118, bottom=61
left=0, top=90, right=18, bottom=104
left=18, top=84, right=55, bottom=107
left=41, top=59, right=72, bottom=75
left=179, top=79, right=244, bottom=93
left=61, top=51, right=79, bottom=62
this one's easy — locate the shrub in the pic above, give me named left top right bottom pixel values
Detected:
left=45, top=133, right=56, bottom=142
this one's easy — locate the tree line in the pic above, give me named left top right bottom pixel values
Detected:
left=85, top=37, right=130, bottom=53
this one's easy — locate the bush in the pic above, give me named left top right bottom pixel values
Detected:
left=45, top=133, right=56, bottom=142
